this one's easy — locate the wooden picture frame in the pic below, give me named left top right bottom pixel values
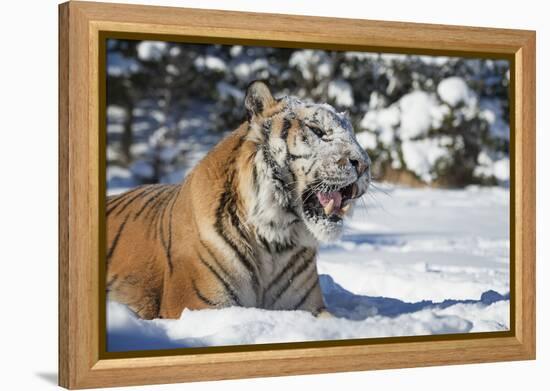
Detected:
left=59, top=1, right=536, bottom=388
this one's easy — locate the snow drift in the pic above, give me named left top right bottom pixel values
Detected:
left=107, top=185, right=510, bottom=351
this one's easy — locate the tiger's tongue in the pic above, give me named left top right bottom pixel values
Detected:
left=316, top=191, right=342, bottom=209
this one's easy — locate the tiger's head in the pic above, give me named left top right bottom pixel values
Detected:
left=245, top=81, right=371, bottom=242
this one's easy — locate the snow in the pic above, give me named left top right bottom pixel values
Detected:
left=437, top=77, right=476, bottom=107
left=166, top=64, right=179, bottom=76
left=107, top=124, right=124, bottom=135
left=401, top=138, right=450, bottom=182
left=493, top=158, right=510, bottom=182
left=149, top=110, right=166, bottom=124
left=148, top=126, right=169, bottom=147
left=230, top=45, right=243, bottom=57
left=289, top=50, right=332, bottom=81
left=328, top=79, right=354, bottom=107
left=107, top=185, right=509, bottom=351
left=320, top=185, right=509, bottom=302
left=360, top=105, right=400, bottom=146
left=360, top=84, right=497, bottom=183
left=233, top=58, right=269, bottom=81
left=398, top=91, right=437, bottom=139
left=194, top=55, right=227, bottom=73
left=107, top=295, right=507, bottom=351
left=107, top=53, right=140, bottom=77
left=430, top=101, right=452, bottom=129
left=418, top=55, right=452, bottom=66
left=361, top=90, right=445, bottom=146
left=106, top=105, right=126, bottom=122
left=355, top=131, right=377, bottom=150
left=474, top=151, right=510, bottom=183
left=131, top=121, right=151, bottom=134
left=136, top=41, right=168, bottom=61
left=379, top=53, right=410, bottom=63
left=168, top=46, right=181, bottom=57
left=130, top=142, right=149, bottom=156
left=106, top=166, right=132, bottom=182
left=344, top=51, right=380, bottom=61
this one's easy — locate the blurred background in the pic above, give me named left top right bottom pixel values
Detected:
left=106, top=39, right=510, bottom=193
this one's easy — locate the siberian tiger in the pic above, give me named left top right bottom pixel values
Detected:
left=106, top=81, right=371, bottom=319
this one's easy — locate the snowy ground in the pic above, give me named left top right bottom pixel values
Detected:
left=107, top=184, right=510, bottom=352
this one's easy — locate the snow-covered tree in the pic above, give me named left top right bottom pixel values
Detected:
left=106, top=40, right=510, bottom=190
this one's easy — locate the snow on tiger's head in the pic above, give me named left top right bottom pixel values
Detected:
left=244, top=81, right=371, bottom=242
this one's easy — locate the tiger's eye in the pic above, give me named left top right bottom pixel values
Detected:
left=309, top=125, right=324, bottom=137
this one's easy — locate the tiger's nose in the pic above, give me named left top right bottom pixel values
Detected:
left=350, top=158, right=369, bottom=177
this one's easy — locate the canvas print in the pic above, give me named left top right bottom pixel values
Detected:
left=105, top=39, right=510, bottom=352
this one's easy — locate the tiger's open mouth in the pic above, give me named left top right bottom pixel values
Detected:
left=302, top=181, right=361, bottom=223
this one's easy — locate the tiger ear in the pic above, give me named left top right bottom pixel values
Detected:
left=245, top=80, right=275, bottom=120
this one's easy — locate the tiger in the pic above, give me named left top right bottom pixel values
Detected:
left=106, top=81, right=371, bottom=320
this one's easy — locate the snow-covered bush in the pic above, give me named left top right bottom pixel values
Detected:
left=357, top=61, right=509, bottom=186
left=106, top=39, right=510, bottom=189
